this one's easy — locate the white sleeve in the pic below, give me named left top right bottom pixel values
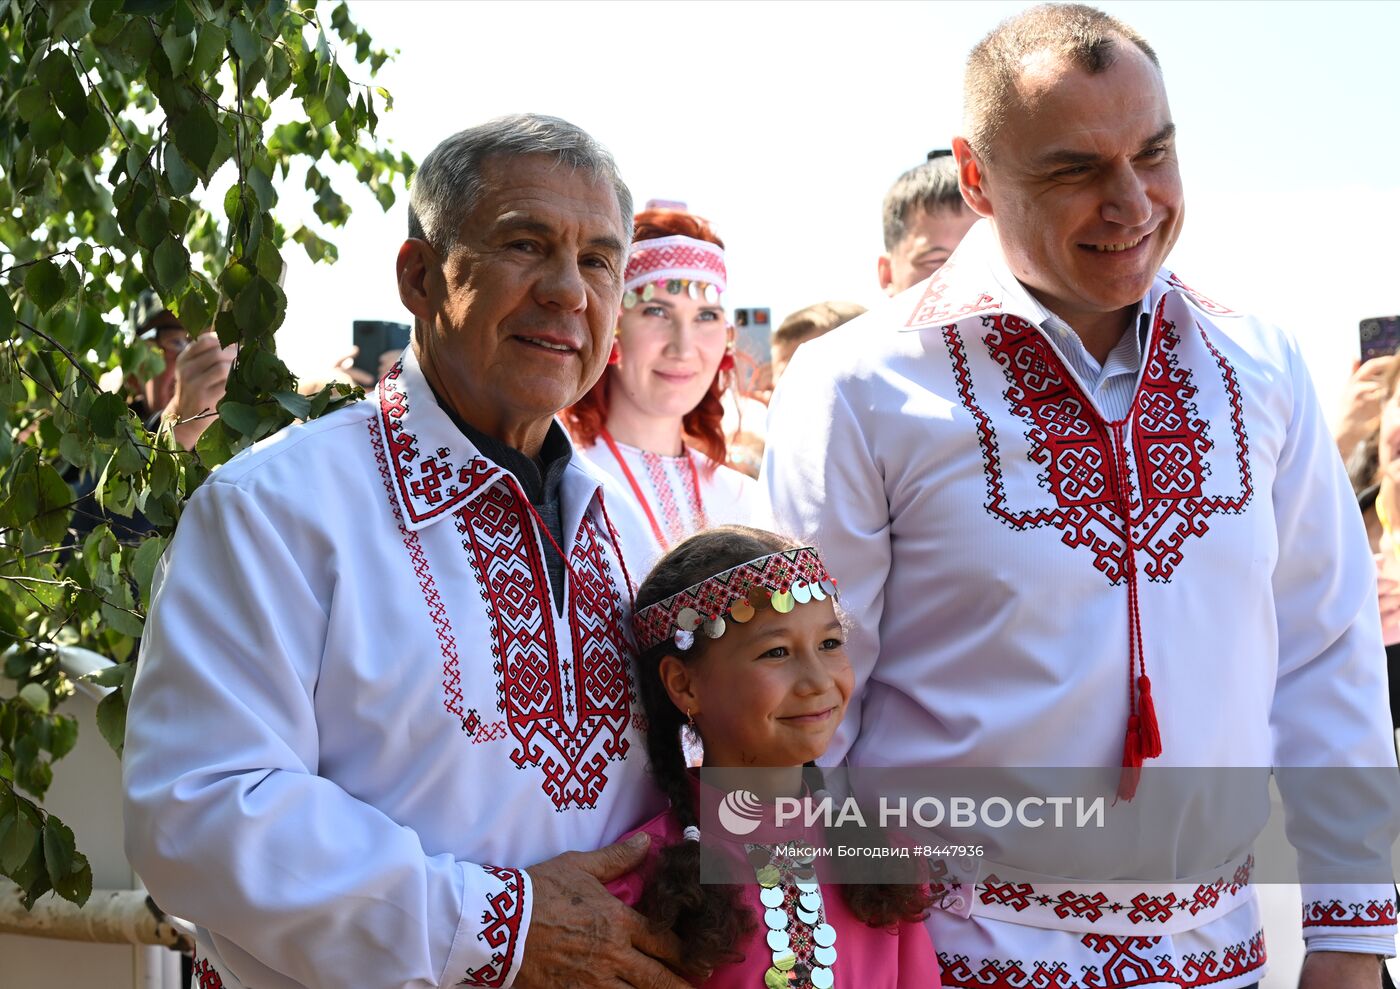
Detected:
left=1266, top=331, right=1398, bottom=957
left=122, top=480, right=532, bottom=988
left=761, top=352, right=891, bottom=764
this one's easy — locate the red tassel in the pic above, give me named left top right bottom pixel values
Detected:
left=1117, top=715, right=1143, bottom=801
left=607, top=341, right=621, bottom=366
left=1136, top=675, right=1162, bottom=758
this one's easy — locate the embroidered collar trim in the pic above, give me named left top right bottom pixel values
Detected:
left=898, top=220, right=1236, bottom=333
left=375, top=348, right=600, bottom=529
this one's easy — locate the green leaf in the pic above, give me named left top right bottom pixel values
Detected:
left=247, top=163, right=277, bottom=212
left=28, top=107, right=63, bottom=153
left=38, top=51, right=87, bottom=121
left=18, top=684, right=50, bottom=715
left=217, top=400, right=260, bottom=436
left=15, top=86, right=48, bottom=123
left=266, top=45, right=292, bottom=99
left=122, top=0, right=175, bottom=14
left=190, top=24, right=229, bottom=78
left=130, top=535, right=166, bottom=608
left=64, top=96, right=110, bottom=158
left=88, top=390, right=128, bottom=438
left=153, top=236, right=190, bottom=296
left=135, top=202, right=167, bottom=249
left=94, top=689, right=126, bottom=757
left=229, top=18, right=258, bottom=65
left=82, top=664, right=128, bottom=690
left=324, top=63, right=349, bottom=121
left=172, top=104, right=218, bottom=176
left=0, top=289, right=14, bottom=337
left=164, top=146, right=197, bottom=195
left=42, top=818, right=76, bottom=889
left=0, top=752, right=12, bottom=782
left=0, top=803, right=38, bottom=873
left=54, top=850, right=92, bottom=905
left=24, top=260, right=68, bottom=314
left=34, top=463, right=74, bottom=544
left=162, top=26, right=198, bottom=76
left=272, top=390, right=310, bottom=420
left=232, top=275, right=277, bottom=334
left=47, top=717, right=79, bottom=760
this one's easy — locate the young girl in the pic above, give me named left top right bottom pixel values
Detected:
left=608, top=526, right=938, bottom=988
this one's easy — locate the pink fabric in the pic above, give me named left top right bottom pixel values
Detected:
left=1376, top=546, right=1400, bottom=646
left=606, top=808, right=940, bottom=988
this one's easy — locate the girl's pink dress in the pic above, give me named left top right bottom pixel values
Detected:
left=606, top=805, right=941, bottom=988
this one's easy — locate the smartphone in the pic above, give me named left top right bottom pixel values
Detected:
left=1359, top=316, right=1400, bottom=363
left=352, top=320, right=411, bottom=377
left=731, top=307, right=771, bottom=396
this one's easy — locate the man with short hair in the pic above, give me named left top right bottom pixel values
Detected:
left=766, top=6, right=1397, bottom=988
left=877, top=152, right=978, bottom=296
left=127, top=289, right=234, bottom=450
left=124, top=114, right=689, bottom=989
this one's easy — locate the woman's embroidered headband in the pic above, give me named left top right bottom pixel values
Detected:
left=632, top=546, right=838, bottom=653
left=622, top=235, right=727, bottom=307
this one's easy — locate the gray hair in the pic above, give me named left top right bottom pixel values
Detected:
left=882, top=156, right=967, bottom=251
left=963, top=3, right=1160, bottom=157
left=407, top=113, right=633, bottom=253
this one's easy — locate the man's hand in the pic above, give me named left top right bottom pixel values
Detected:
left=516, top=833, right=693, bottom=989
left=1336, top=356, right=1396, bottom=459
left=1299, top=950, right=1383, bottom=989
left=167, top=331, right=235, bottom=450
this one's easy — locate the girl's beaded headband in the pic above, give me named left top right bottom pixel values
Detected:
left=622, top=234, right=727, bottom=308
left=632, top=547, right=838, bottom=653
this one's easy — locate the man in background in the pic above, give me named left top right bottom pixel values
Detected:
left=876, top=151, right=978, bottom=296
left=127, top=289, right=234, bottom=450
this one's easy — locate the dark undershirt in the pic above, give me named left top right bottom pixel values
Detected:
left=429, top=388, right=573, bottom=610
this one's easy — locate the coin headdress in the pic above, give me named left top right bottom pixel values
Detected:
left=631, top=546, right=838, bottom=653
left=621, top=234, right=727, bottom=308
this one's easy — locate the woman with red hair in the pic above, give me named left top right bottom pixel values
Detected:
left=565, top=208, right=755, bottom=550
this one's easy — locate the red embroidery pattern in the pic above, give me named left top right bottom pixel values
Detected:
left=378, top=360, right=500, bottom=525
left=458, top=483, right=631, bottom=810
left=370, top=418, right=468, bottom=728
left=459, top=865, right=526, bottom=987
left=938, top=930, right=1266, bottom=989
left=1302, top=898, right=1398, bottom=928
left=944, top=305, right=1252, bottom=585
left=1166, top=273, right=1233, bottom=317
left=192, top=957, right=225, bottom=989
left=640, top=450, right=689, bottom=547
left=906, top=253, right=999, bottom=329
left=624, top=236, right=727, bottom=288
left=463, top=708, right=507, bottom=743
left=976, top=858, right=1252, bottom=927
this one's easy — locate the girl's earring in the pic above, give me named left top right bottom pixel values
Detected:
left=685, top=708, right=698, bottom=738
left=608, top=338, right=621, bottom=366
left=718, top=341, right=736, bottom=372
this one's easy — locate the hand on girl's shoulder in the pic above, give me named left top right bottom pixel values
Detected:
left=602, top=809, right=677, bottom=906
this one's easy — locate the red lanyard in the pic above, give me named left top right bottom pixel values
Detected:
left=599, top=427, right=705, bottom=550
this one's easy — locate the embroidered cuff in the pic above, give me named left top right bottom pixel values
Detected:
left=442, top=863, right=532, bottom=988
left=1301, top=885, right=1397, bottom=934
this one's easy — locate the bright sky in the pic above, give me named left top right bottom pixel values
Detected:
left=277, top=0, right=1400, bottom=420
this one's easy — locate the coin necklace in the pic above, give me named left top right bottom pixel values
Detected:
left=750, top=843, right=837, bottom=989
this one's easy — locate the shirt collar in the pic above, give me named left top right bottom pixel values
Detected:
left=373, top=347, right=580, bottom=530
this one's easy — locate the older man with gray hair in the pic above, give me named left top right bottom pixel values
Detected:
left=124, top=115, right=689, bottom=989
